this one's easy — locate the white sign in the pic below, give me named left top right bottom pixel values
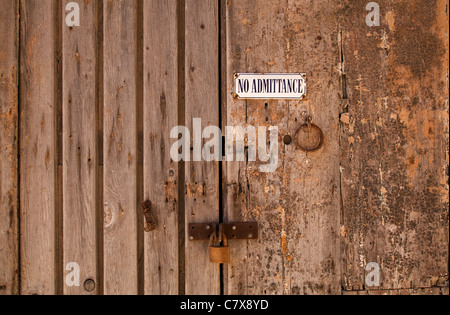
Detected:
left=235, top=73, right=306, bottom=100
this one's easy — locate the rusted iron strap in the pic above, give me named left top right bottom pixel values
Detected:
left=189, top=223, right=258, bottom=241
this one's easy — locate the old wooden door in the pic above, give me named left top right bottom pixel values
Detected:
left=0, top=0, right=448, bottom=295
left=222, top=1, right=342, bottom=295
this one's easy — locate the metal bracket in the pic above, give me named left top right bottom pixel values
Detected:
left=188, top=223, right=258, bottom=241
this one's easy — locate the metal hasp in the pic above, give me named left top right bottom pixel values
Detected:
left=188, top=223, right=259, bottom=241
left=190, top=223, right=258, bottom=264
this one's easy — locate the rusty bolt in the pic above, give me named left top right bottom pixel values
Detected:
left=84, top=279, right=96, bottom=293
left=283, top=135, right=293, bottom=145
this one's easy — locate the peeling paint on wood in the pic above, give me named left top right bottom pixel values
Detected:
left=343, top=287, right=449, bottom=296
left=340, top=0, right=449, bottom=291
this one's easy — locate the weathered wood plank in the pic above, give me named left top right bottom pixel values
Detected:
left=340, top=0, right=449, bottom=291
left=62, top=0, right=98, bottom=295
left=143, top=0, right=179, bottom=295
left=185, top=0, right=221, bottom=295
left=343, top=287, right=449, bottom=296
left=103, top=0, right=139, bottom=295
left=0, top=0, right=19, bottom=296
left=224, top=0, right=342, bottom=295
left=19, top=0, right=57, bottom=295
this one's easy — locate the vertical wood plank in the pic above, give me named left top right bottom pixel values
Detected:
left=185, top=0, right=221, bottom=295
left=62, top=0, right=98, bottom=295
left=224, top=0, right=342, bottom=295
left=340, top=0, right=449, bottom=290
left=19, top=0, right=57, bottom=295
left=0, top=0, right=19, bottom=296
left=103, top=0, right=139, bottom=295
left=143, top=0, right=179, bottom=295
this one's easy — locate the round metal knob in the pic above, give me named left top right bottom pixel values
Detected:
left=295, top=118, right=324, bottom=152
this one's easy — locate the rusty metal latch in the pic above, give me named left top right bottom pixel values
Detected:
left=188, top=223, right=258, bottom=241
left=189, top=222, right=258, bottom=264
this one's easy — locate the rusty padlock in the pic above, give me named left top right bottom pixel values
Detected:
left=209, top=226, right=230, bottom=264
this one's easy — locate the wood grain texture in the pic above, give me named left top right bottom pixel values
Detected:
left=224, top=0, right=342, bottom=295
left=62, top=0, right=98, bottom=295
left=143, top=0, right=179, bottom=295
left=185, top=0, right=221, bottom=295
left=103, top=0, right=138, bottom=295
left=0, top=0, right=19, bottom=296
left=340, top=0, right=449, bottom=291
left=19, top=0, right=57, bottom=295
